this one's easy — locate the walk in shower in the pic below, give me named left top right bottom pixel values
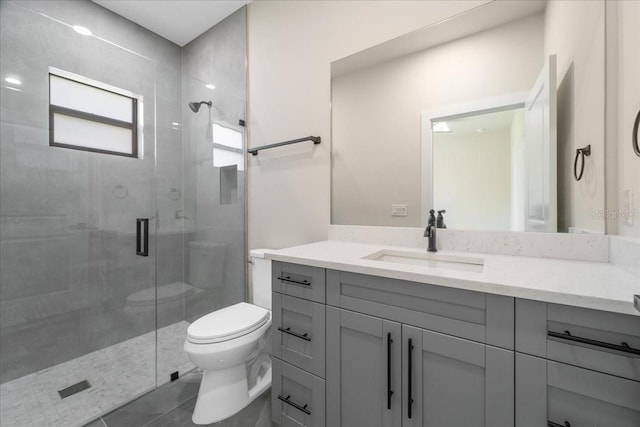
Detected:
left=0, top=1, right=247, bottom=425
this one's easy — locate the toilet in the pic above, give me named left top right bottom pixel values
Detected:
left=184, top=249, right=272, bottom=425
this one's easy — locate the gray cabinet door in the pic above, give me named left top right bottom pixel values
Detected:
left=516, top=353, right=640, bottom=427
left=403, top=325, right=514, bottom=427
left=326, top=307, right=402, bottom=427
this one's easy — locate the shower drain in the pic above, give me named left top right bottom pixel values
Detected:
left=58, top=380, right=91, bottom=399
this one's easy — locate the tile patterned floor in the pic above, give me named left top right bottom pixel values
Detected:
left=0, top=321, right=194, bottom=427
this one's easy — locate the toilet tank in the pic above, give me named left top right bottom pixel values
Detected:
left=189, top=241, right=226, bottom=289
left=250, top=249, right=272, bottom=310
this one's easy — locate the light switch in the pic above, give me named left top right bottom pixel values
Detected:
left=391, top=204, right=407, bottom=217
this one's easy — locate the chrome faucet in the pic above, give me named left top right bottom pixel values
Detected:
left=424, top=209, right=437, bottom=252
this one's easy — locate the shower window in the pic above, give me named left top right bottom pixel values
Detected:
left=48, top=68, right=142, bottom=157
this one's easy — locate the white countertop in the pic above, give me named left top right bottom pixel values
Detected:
left=265, top=240, right=640, bottom=316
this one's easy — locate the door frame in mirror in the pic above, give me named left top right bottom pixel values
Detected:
left=420, top=92, right=527, bottom=227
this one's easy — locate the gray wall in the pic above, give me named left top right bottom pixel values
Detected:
left=0, top=0, right=186, bottom=385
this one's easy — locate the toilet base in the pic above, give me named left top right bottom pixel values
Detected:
left=192, top=363, right=272, bottom=425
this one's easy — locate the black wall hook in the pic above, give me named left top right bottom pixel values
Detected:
left=574, top=144, right=591, bottom=181
left=633, top=109, right=640, bottom=157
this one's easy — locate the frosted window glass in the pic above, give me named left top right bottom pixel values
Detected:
left=212, top=123, right=242, bottom=150
left=53, top=113, right=133, bottom=155
left=213, top=148, right=244, bottom=171
left=50, top=75, right=132, bottom=122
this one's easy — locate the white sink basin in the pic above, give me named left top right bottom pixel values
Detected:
left=363, top=249, right=484, bottom=273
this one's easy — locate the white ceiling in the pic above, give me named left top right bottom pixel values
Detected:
left=92, top=0, right=250, bottom=46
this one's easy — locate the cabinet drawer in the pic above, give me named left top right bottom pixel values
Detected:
left=516, top=299, right=640, bottom=381
left=327, top=270, right=514, bottom=349
left=516, top=353, right=640, bottom=427
left=272, top=358, right=326, bottom=427
left=273, top=261, right=326, bottom=303
left=273, top=292, right=326, bottom=378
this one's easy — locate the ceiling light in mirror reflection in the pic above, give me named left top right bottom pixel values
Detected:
left=73, top=25, right=92, bottom=36
left=205, top=83, right=216, bottom=90
left=4, top=77, right=21, bottom=85
left=432, top=122, right=450, bottom=133
left=3, top=86, right=22, bottom=92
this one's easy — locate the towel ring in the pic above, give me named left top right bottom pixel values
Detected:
left=633, top=109, right=640, bottom=157
left=574, top=144, right=591, bottom=181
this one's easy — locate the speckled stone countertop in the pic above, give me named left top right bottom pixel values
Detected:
left=264, top=240, right=640, bottom=316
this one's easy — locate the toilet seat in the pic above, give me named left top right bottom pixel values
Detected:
left=187, top=302, right=270, bottom=344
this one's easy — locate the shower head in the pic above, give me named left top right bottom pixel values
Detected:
left=188, top=101, right=212, bottom=113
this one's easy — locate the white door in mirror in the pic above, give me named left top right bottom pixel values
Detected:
left=524, top=54, right=557, bottom=233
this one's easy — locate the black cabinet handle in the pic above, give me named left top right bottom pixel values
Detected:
left=407, top=338, right=414, bottom=419
left=548, top=421, right=570, bottom=427
left=633, top=109, right=640, bottom=157
left=277, top=327, right=311, bottom=342
left=548, top=330, right=640, bottom=355
left=277, top=394, right=311, bottom=415
left=277, top=276, right=311, bottom=286
left=136, top=218, right=149, bottom=257
left=387, top=332, right=393, bottom=410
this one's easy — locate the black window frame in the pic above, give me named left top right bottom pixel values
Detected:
left=49, top=73, right=139, bottom=158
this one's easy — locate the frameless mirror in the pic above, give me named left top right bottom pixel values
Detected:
left=331, top=0, right=605, bottom=233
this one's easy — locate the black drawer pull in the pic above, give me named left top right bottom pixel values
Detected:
left=277, top=394, right=311, bottom=415
left=548, top=330, right=640, bottom=355
left=548, top=421, right=570, bottom=427
left=277, top=327, right=311, bottom=342
left=407, top=338, right=414, bottom=419
left=387, top=332, right=393, bottom=410
left=278, top=276, right=311, bottom=286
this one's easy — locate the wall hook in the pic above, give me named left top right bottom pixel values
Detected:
left=573, top=144, right=591, bottom=181
left=633, top=109, right=640, bottom=157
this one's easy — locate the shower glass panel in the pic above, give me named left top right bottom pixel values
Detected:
left=181, top=6, right=247, bottom=325
left=0, top=1, right=159, bottom=425
left=181, top=73, right=247, bottom=324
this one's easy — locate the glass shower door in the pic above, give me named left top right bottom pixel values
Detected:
left=0, top=1, right=158, bottom=425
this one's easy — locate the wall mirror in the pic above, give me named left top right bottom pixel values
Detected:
left=330, top=0, right=605, bottom=233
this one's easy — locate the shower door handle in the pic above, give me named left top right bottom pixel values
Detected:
left=136, top=218, right=149, bottom=256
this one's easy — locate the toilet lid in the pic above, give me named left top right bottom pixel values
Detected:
left=187, top=302, right=270, bottom=343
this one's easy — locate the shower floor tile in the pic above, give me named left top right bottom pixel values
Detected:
left=0, top=321, right=194, bottom=427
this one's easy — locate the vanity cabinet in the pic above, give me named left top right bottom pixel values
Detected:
left=516, top=353, right=640, bottom=427
left=325, top=306, right=514, bottom=427
left=271, top=260, right=640, bottom=427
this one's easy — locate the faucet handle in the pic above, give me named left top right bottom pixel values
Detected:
left=436, top=209, right=447, bottom=229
